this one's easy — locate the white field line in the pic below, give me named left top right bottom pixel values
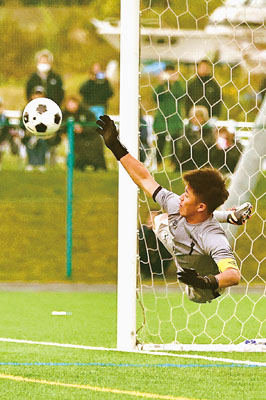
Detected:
left=0, top=337, right=265, bottom=367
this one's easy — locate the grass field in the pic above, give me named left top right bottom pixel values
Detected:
left=0, top=167, right=265, bottom=398
left=0, top=290, right=266, bottom=400
left=0, top=169, right=119, bottom=282
left=137, top=290, right=266, bottom=344
left=0, top=168, right=265, bottom=283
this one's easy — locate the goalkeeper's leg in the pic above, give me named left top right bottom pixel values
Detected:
left=214, top=202, right=252, bottom=225
left=152, top=213, right=174, bottom=255
left=227, top=202, right=253, bottom=225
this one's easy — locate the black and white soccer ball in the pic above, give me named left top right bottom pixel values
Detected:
left=22, top=97, right=62, bottom=138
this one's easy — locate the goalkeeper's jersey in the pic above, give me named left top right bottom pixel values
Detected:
left=154, top=188, right=237, bottom=283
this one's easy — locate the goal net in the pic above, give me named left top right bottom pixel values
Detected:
left=125, top=0, right=266, bottom=352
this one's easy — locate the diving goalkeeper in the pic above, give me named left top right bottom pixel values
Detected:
left=96, top=115, right=252, bottom=303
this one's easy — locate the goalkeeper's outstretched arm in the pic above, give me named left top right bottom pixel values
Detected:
left=120, top=154, right=160, bottom=197
left=96, top=115, right=252, bottom=225
left=96, top=115, right=160, bottom=197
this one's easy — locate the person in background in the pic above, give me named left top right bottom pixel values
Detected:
left=185, top=59, right=221, bottom=119
left=152, top=64, right=185, bottom=167
left=210, top=126, right=243, bottom=174
left=22, top=86, right=61, bottom=172
left=139, top=115, right=149, bottom=163
left=258, top=75, right=266, bottom=105
left=178, top=106, right=215, bottom=171
left=0, top=97, right=19, bottom=168
left=79, top=62, right=113, bottom=120
left=26, top=49, right=64, bottom=106
left=62, top=96, right=106, bottom=172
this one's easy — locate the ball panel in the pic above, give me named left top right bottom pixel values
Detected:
left=54, top=113, right=61, bottom=125
left=35, top=123, right=47, bottom=133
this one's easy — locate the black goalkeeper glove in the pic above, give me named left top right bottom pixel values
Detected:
left=96, top=115, right=128, bottom=160
left=177, top=267, right=219, bottom=291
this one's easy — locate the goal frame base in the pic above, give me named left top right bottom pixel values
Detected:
left=138, top=341, right=266, bottom=353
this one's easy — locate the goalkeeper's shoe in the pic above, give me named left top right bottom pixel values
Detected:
left=227, top=202, right=252, bottom=225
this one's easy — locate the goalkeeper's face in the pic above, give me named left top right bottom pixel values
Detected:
left=179, top=185, right=206, bottom=221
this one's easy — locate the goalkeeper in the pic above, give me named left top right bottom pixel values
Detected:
left=96, top=116, right=252, bottom=304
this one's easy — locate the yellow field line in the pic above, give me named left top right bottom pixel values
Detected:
left=0, top=373, right=197, bottom=400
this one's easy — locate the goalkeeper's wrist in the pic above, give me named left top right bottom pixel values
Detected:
left=108, top=139, right=128, bottom=160
left=205, top=275, right=219, bottom=290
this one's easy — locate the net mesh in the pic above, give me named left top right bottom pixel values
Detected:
left=137, top=0, right=266, bottom=347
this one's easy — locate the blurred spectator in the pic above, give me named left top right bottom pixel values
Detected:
left=62, top=96, right=106, bottom=171
left=152, top=65, right=185, bottom=166
left=185, top=59, right=221, bottom=119
left=139, top=212, right=172, bottom=278
left=0, top=97, right=19, bottom=168
left=22, top=86, right=61, bottom=172
left=210, top=127, right=243, bottom=174
left=79, top=62, right=113, bottom=119
left=105, top=60, right=119, bottom=83
left=26, top=49, right=64, bottom=106
left=178, top=106, right=215, bottom=171
left=139, top=115, right=149, bottom=163
left=258, top=75, right=266, bottom=105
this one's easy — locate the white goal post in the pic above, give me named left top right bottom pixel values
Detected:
left=117, top=0, right=140, bottom=351
left=117, top=0, right=266, bottom=353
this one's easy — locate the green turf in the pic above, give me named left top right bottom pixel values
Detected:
left=0, top=170, right=118, bottom=282
left=0, top=291, right=116, bottom=347
left=0, top=169, right=265, bottom=283
left=0, top=291, right=266, bottom=400
left=137, top=291, right=266, bottom=345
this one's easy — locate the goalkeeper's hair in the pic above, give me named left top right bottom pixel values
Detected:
left=183, top=168, right=229, bottom=213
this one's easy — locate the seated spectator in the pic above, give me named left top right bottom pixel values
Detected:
left=21, top=86, right=61, bottom=171
left=210, top=127, right=243, bottom=174
left=139, top=212, right=172, bottom=278
left=178, top=105, right=215, bottom=171
left=0, top=97, right=20, bottom=168
left=79, top=62, right=113, bottom=119
left=62, top=96, right=106, bottom=171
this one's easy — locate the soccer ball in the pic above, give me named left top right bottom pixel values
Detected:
left=22, top=97, right=62, bottom=138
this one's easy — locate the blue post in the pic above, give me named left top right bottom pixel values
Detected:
left=66, top=118, right=75, bottom=278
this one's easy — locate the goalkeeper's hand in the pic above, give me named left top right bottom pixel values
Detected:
left=96, top=115, right=128, bottom=160
left=177, top=267, right=219, bottom=291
